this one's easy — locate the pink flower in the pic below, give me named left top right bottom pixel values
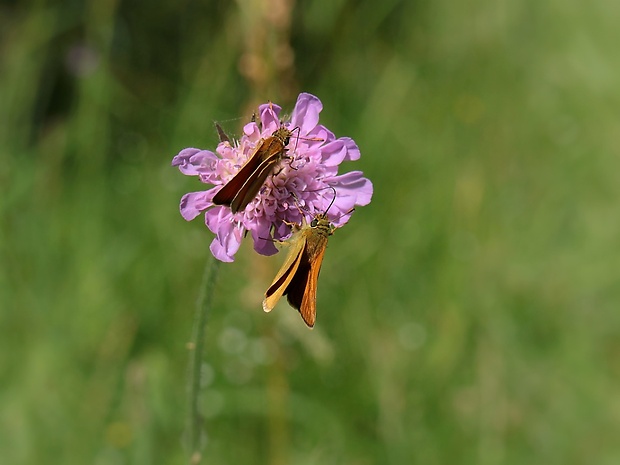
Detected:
left=172, top=93, right=373, bottom=262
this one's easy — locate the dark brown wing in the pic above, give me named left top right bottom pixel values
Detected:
left=284, top=251, right=311, bottom=313
left=229, top=153, right=280, bottom=213
left=212, top=145, right=265, bottom=208
left=213, top=136, right=285, bottom=213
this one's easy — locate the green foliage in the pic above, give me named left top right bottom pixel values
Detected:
left=2, top=0, right=620, bottom=463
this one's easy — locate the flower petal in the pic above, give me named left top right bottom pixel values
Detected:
left=180, top=190, right=215, bottom=221
left=250, top=220, right=279, bottom=256
left=306, top=124, right=335, bottom=145
left=242, top=122, right=262, bottom=142
left=258, top=102, right=282, bottom=135
left=205, top=207, right=243, bottom=262
left=205, top=205, right=233, bottom=234
left=290, top=93, right=322, bottom=134
left=172, top=148, right=218, bottom=176
left=209, top=238, right=236, bottom=263
left=319, top=137, right=361, bottom=166
left=324, top=171, right=374, bottom=223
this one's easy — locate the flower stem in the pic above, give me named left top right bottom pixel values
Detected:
left=187, top=254, right=221, bottom=464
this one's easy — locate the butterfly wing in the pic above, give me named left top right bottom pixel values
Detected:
left=229, top=151, right=281, bottom=213
left=298, top=244, right=327, bottom=328
left=262, top=237, right=306, bottom=313
left=212, top=143, right=266, bottom=209
left=214, top=122, right=230, bottom=143
left=285, top=233, right=328, bottom=328
left=215, top=127, right=291, bottom=213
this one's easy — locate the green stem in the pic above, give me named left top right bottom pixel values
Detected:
left=187, top=254, right=221, bottom=464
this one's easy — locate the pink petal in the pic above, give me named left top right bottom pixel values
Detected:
left=290, top=93, right=322, bottom=135
left=209, top=239, right=236, bottom=263
left=205, top=206, right=233, bottom=234
left=319, top=137, right=361, bottom=166
left=326, top=171, right=374, bottom=216
left=250, top=220, right=278, bottom=256
left=242, top=122, right=262, bottom=142
left=180, top=190, right=215, bottom=221
left=172, top=148, right=218, bottom=176
left=257, top=102, right=282, bottom=135
left=306, top=124, right=335, bottom=145
left=205, top=207, right=244, bottom=262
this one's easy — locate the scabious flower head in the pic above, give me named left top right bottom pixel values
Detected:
left=172, top=92, right=373, bottom=262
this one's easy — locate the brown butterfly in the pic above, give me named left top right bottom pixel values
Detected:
left=212, top=126, right=293, bottom=214
left=262, top=211, right=336, bottom=328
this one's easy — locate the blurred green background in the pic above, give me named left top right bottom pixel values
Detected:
left=2, top=0, right=620, bottom=463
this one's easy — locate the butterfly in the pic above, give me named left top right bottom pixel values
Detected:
left=212, top=126, right=293, bottom=214
left=263, top=209, right=338, bottom=328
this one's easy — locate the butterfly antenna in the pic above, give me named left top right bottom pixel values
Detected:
left=333, top=207, right=355, bottom=223
left=325, top=186, right=337, bottom=214
left=289, top=125, right=301, bottom=151
left=289, top=192, right=305, bottom=216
